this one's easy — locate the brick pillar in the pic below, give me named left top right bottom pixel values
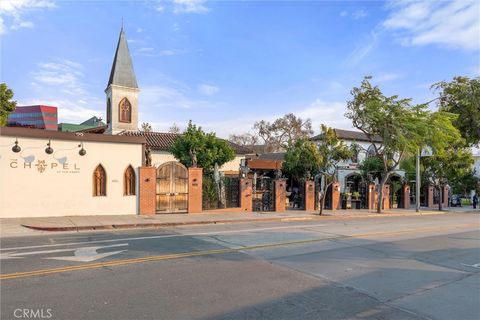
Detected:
left=383, top=184, right=390, bottom=209
left=188, top=168, right=203, bottom=213
left=428, top=185, right=434, bottom=208
left=305, top=180, right=315, bottom=211
left=442, top=185, right=449, bottom=208
left=402, top=185, right=410, bottom=209
left=274, top=179, right=286, bottom=212
left=332, top=182, right=341, bottom=211
left=139, top=166, right=156, bottom=216
left=240, top=178, right=253, bottom=212
left=368, top=183, right=376, bottom=210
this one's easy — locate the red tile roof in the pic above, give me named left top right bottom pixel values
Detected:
left=121, top=131, right=253, bottom=154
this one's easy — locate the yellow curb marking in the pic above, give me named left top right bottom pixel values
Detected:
left=1, top=223, right=476, bottom=281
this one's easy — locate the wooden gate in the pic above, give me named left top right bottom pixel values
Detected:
left=156, top=161, right=188, bottom=213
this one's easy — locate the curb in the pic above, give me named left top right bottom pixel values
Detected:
left=21, top=216, right=320, bottom=232
left=18, top=209, right=467, bottom=233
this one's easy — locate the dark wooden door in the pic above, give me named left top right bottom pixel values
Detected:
left=156, top=162, right=188, bottom=213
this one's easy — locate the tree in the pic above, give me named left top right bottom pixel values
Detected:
left=231, top=113, right=313, bottom=153
left=433, top=76, right=480, bottom=146
left=282, top=138, right=323, bottom=181
left=450, top=170, right=479, bottom=198
left=0, top=83, right=17, bottom=126
left=345, top=76, right=458, bottom=213
left=169, top=123, right=180, bottom=134
left=422, top=141, right=474, bottom=210
left=141, top=122, right=152, bottom=132
left=315, top=125, right=353, bottom=215
left=170, top=121, right=235, bottom=175
left=360, top=156, right=384, bottom=182
left=229, top=133, right=258, bottom=152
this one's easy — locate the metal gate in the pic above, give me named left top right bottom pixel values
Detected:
left=156, top=161, right=188, bottom=213
left=253, top=177, right=275, bottom=211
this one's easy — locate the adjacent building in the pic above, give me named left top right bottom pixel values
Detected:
left=7, top=105, right=58, bottom=130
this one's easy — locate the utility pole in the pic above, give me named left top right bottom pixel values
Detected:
left=416, top=148, right=420, bottom=212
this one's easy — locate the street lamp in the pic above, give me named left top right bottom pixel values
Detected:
left=416, top=147, right=433, bottom=212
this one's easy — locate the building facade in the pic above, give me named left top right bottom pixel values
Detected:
left=7, top=105, right=58, bottom=131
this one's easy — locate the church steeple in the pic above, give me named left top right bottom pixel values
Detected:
left=107, top=27, right=138, bottom=89
left=105, top=27, right=140, bottom=135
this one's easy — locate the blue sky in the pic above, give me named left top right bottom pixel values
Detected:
left=1, top=0, right=479, bottom=138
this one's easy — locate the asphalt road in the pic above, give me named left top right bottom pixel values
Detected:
left=1, top=213, right=479, bottom=320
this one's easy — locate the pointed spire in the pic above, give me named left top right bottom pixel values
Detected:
left=107, top=28, right=138, bottom=89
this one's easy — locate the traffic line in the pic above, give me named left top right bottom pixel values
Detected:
left=1, top=223, right=477, bottom=281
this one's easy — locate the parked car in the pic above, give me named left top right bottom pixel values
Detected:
left=450, top=195, right=462, bottom=207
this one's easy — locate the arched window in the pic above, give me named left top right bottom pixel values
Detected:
left=119, top=97, right=132, bottom=123
left=106, top=98, right=111, bottom=124
left=124, top=165, right=136, bottom=196
left=93, top=164, right=107, bottom=196
left=367, top=144, right=376, bottom=157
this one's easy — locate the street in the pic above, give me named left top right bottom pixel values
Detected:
left=1, top=213, right=479, bottom=320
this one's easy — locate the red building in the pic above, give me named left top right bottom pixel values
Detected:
left=7, top=105, right=58, bottom=131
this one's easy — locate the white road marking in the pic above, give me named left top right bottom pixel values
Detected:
left=45, top=244, right=128, bottom=262
left=460, top=263, right=480, bottom=269
left=1, top=243, right=128, bottom=262
left=0, top=224, right=326, bottom=252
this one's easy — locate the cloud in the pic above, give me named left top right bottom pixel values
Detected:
left=297, top=99, right=353, bottom=132
left=340, top=9, right=367, bottom=19
left=0, top=0, right=55, bottom=34
left=20, top=58, right=105, bottom=123
left=352, top=9, right=367, bottom=20
left=198, top=84, right=219, bottom=95
left=383, top=0, right=480, bottom=51
left=375, top=73, right=402, bottom=83
left=142, top=84, right=218, bottom=111
left=345, top=29, right=380, bottom=66
left=173, top=0, right=209, bottom=14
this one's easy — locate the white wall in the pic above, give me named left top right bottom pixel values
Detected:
left=151, top=150, right=243, bottom=173
left=0, top=136, right=142, bottom=218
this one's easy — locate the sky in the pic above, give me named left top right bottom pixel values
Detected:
left=1, top=0, right=479, bottom=139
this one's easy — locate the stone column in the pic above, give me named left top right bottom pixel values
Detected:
left=427, top=185, right=434, bottom=208
left=368, top=183, right=377, bottom=210
left=188, top=167, right=203, bottom=213
left=332, top=182, right=341, bottom=211
left=304, top=180, right=315, bottom=211
left=240, top=178, right=253, bottom=212
left=139, top=166, right=156, bottom=216
left=402, top=184, right=410, bottom=209
left=442, top=185, right=449, bottom=208
left=383, top=184, right=390, bottom=209
left=274, top=179, right=286, bottom=212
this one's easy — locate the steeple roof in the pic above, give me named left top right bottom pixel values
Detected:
left=107, top=28, right=138, bottom=89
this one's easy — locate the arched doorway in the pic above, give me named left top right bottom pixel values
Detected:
left=156, top=161, right=188, bottom=213
left=387, top=174, right=403, bottom=209
left=345, top=173, right=367, bottom=209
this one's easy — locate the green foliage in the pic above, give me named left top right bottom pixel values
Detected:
left=282, top=138, right=322, bottom=179
left=0, top=83, right=17, bottom=126
left=345, top=76, right=460, bottom=212
left=170, top=121, right=235, bottom=175
left=360, top=156, right=384, bottom=181
left=317, top=125, right=353, bottom=182
left=450, top=170, right=479, bottom=197
left=433, top=76, right=480, bottom=146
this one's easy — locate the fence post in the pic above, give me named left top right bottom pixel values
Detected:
left=188, top=167, right=203, bottom=213
left=332, top=182, right=341, bottom=211
left=304, top=180, right=315, bottom=211
left=402, top=184, right=410, bottom=209
left=139, top=166, right=156, bottom=215
left=274, top=179, right=286, bottom=212
left=240, top=178, right=253, bottom=212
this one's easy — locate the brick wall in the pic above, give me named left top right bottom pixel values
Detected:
left=139, top=166, right=156, bottom=215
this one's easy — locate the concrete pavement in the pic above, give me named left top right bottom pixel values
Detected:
left=1, top=214, right=478, bottom=320
left=1, top=206, right=477, bottom=238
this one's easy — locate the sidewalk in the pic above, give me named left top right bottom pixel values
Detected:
left=1, top=207, right=478, bottom=238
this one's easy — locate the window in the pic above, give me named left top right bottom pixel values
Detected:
left=367, top=144, right=376, bottom=157
left=93, top=164, right=107, bottom=196
left=124, top=165, right=136, bottom=196
left=118, top=97, right=132, bottom=123
left=107, top=98, right=111, bottom=124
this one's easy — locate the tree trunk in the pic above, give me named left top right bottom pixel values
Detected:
left=319, top=193, right=324, bottom=215
left=377, top=174, right=389, bottom=213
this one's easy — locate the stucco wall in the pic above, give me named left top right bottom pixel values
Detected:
left=0, top=135, right=142, bottom=218
left=151, top=151, right=243, bottom=172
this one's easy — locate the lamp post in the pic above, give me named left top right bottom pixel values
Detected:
left=416, top=148, right=420, bottom=212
